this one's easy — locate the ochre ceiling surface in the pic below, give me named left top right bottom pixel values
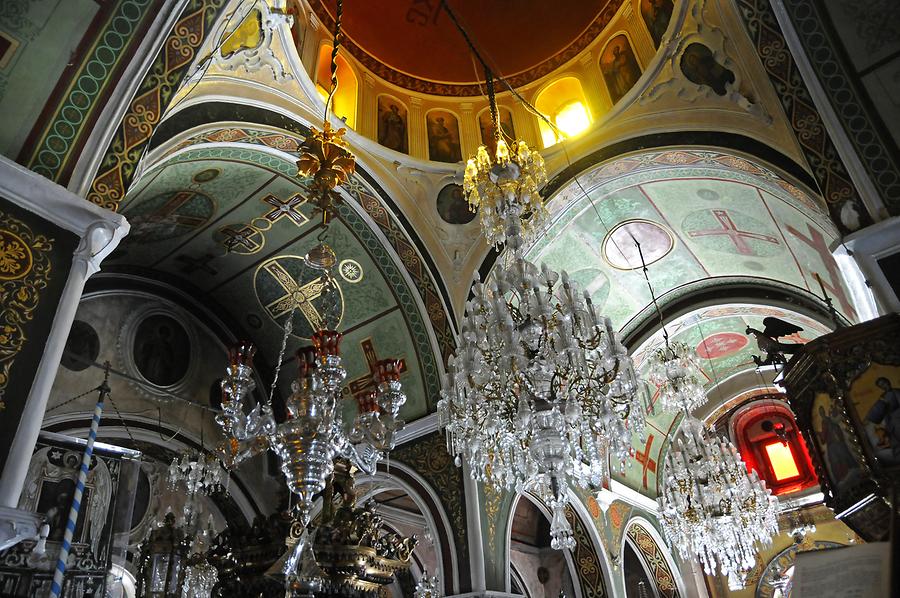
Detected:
left=309, top=0, right=616, bottom=86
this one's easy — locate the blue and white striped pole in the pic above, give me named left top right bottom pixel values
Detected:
left=49, top=366, right=110, bottom=598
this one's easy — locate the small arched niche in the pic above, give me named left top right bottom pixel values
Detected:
left=508, top=496, right=578, bottom=598
left=316, top=43, right=358, bottom=128
left=534, top=77, right=592, bottom=147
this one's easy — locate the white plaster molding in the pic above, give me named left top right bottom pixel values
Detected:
left=0, top=507, right=43, bottom=552
left=395, top=412, right=439, bottom=446
left=0, top=156, right=129, bottom=512
left=769, top=0, right=887, bottom=226
left=841, top=216, right=900, bottom=314
left=212, top=0, right=294, bottom=82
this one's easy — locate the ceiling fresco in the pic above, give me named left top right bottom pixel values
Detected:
left=515, top=149, right=851, bottom=498
left=306, top=0, right=627, bottom=95
left=114, top=128, right=453, bottom=423
left=527, top=149, right=854, bottom=337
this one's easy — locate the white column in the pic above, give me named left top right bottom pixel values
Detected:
left=0, top=157, right=128, bottom=509
left=408, top=97, right=427, bottom=160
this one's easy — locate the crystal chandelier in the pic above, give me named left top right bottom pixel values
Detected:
left=646, top=341, right=707, bottom=413
left=657, top=415, right=778, bottom=581
left=414, top=570, right=441, bottom=598
left=438, top=72, right=646, bottom=551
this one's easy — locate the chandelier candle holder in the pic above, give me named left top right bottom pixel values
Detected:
left=646, top=341, right=708, bottom=414
left=439, top=72, right=645, bottom=551
left=216, top=333, right=407, bottom=527
left=657, top=414, right=778, bottom=582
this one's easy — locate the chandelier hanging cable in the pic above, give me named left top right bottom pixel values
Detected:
left=436, top=6, right=646, bottom=550
left=634, top=240, right=707, bottom=414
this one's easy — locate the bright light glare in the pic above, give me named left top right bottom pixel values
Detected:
left=765, top=441, right=800, bottom=481
left=554, top=101, right=591, bottom=138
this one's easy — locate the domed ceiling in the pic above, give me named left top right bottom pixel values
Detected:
left=109, top=122, right=455, bottom=424
left=308, top=0, right=623, bottom=94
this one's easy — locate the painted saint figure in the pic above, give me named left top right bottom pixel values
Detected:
left=378, top=100, right=408, bottom=154
left=816, top=404, right=858, bottom=488
left=866, top=377, right=900, bottom=460
left=600, top=36, right=642, bottom=104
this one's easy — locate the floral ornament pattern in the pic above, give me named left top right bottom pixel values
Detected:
left=0, top=211, right=54, bottom=410
left=626, top=523, right=680, bottom=598
left=0, top=231, right=32, bottom=281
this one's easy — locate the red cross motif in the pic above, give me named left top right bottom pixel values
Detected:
left=262, top=193, right=308, bottom=227
left=345, top=339, right=407, bottom=404
left=635, top=434, right=657, bottom=489
left=687, top=209, right=779, bottom=255
left=695, top=332, right=748, bottom=359
left=139, top=191, right=205, bottom=227
left=786, top=223, right=856, bottom=319
left=221, top=225, right=261, bottom=253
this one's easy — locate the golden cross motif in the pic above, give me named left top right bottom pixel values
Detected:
left=263, top=261, right=329, bottom=331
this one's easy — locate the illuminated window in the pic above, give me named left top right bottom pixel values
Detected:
left=316, top=44, right=358, bottom=128
left=534, top=77, right=592, bottom=147
left=730, top=398, right=818, bottom=496
left=764, top=441, right=800, bottom=481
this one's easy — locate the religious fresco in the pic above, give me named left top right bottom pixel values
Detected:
left=848, top=363, right=900, bottom=467
left=60, top=319, right=100, bottom=372
left=377, top=95, right=408, bottom=154
left=478, top=106, right=515, bottom=152
left=811, top=392, right=866, bottom=494
left=426, top=110, right=462, bottom=163
left=599, top=34, right=642, bottom=104
left=132, top=313, right=191, bottom=387
left=680, top=43, right=736, bottom=96
left=640, top=0, right=675, bottom=47
left=114, top=139, right=444, bottom=422
left=523, top=149, right=850, bottom=496
left=436, top=184, right=475, bottom=225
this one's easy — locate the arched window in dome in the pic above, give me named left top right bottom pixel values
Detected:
left=534, top=77, right=592, bottom=148
left=316, top=44, right=358, bottom=128
left=731, top=398, right=819, bottom=496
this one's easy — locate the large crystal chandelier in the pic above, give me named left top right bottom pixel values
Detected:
left=657, top=415, right=778, bottom=581
left=438, top=72, right=646, bottom=551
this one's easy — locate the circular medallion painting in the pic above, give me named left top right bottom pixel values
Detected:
left=254, top=255, right=345, bottom=338
left=602, top=220, right=674, bottom=269
left=132, top=314, right=191, bottom=386
left=61, top=320, right=100, bottom=371
left=436, top=184, right=476, bottom=224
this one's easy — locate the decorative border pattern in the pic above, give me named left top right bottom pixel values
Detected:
left=566, top=503, right=608, bottom=598
left=306, top=0, right=624, bottom=96
left=734, top=0, right=872, bottom=231
left=626, top=522, right=680, bottom=598
left=0, top=210, right=53, bottom=409
left=776, top=0, right=900, bottom=216
left=88, top=0, right=228, bottom=209
left=19, top=0, right=164, bottom=184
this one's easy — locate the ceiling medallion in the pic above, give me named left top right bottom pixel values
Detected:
left=440, top=72, right=646, bottom=551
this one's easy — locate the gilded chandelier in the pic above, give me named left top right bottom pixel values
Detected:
left=658, top=415, right=778, bottom=583
left=439, top=73, right=646, bottom=551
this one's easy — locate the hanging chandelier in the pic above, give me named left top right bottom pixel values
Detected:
left=657, top=415, right=778, bottom=582
left=646, top=341, right=707, bottom=414
left=438, top=71, right=646, bottom=551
